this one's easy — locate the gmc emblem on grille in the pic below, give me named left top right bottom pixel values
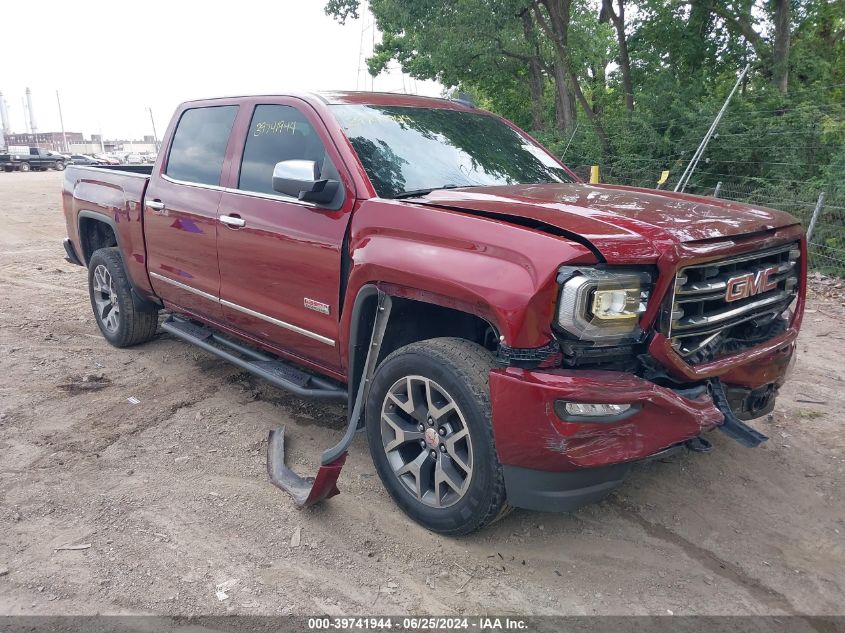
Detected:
left=724, top=266, right=779, bottom=302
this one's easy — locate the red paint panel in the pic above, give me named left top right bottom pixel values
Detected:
left=143, top=176, right=224, bottom=321
left=490, top=367, right=725, bottom=472
left=341, top=198, right=597, bottom=355
left=410, top=184, right=799, bottom=264
left=62, top=168, right=154, bottom=298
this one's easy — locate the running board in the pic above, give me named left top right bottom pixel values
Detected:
left=160, top=316, right=346, bottom=402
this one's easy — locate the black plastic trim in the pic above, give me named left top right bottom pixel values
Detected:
left=62, top=238, right=83, bottom=266
left=347, top=284, right=380, bottom=417
left=161, top=317, right=346, bottom=402
left=710, top=378, right=769, bottom=447
left=502, top=462, right=630, bottom=512
left=77, top=210, right=121, bottom=266
left=497, top=340, right=559, bottom=368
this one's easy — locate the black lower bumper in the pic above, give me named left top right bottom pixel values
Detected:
left=502, top=462, right=631, bottom=512
left=63, top=238, right=83, bottom=266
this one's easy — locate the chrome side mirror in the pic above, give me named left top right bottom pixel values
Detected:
left=272, top=159, right=339, bottom=204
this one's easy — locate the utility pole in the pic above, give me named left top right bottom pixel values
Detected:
left=147, top=107, right=159, bottom=151
left=56, top=91, right=68, bottom=153
left=22, top=97, right=29, bottom=136
left=25, top=88, right=37, bottom=138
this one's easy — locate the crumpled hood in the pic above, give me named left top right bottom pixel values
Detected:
left=410, top=183, right=800, bottom=263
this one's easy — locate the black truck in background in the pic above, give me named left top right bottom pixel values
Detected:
left=1, top=147, right=67, bottom=172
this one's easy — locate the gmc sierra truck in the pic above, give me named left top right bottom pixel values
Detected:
left=61, top=92, right=805, bottom=534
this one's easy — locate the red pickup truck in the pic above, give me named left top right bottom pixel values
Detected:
left=61, top=92, right=805, bottom=534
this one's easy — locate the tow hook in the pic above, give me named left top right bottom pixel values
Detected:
left=266, top=290, right=393, bottom=508
left=685, top=436, right=713, bottom=453
left=710, top=379, right=769, bottom=448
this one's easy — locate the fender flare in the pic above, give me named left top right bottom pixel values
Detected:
left=77, top=210, right=160, bottom=312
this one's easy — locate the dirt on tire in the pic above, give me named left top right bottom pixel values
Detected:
left=0, top=171, right=843, bottom=616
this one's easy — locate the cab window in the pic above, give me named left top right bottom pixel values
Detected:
left=166, top=106, right=238, bottom=186
left=238, top=104, right=339, bottom=197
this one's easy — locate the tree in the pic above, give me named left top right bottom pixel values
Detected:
left=600, top=0, right=635, bottom=111
left=530, top=0, right=611, bottom=153
left=701, top=0, right=793, bottom=93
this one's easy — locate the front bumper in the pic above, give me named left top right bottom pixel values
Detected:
left=490, top=367, right=725, bottom=472
left=489, top=339, right=795, bottom=510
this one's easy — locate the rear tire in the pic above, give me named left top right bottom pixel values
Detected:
left=87, top=247, right=158, bottom=347
left=366, top=337, right=508, bottom=535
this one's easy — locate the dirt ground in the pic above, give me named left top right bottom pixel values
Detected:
left=0, top=170, right=843, bottom=617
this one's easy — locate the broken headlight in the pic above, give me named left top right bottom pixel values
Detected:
left=556, top=267, right=652, bottom=344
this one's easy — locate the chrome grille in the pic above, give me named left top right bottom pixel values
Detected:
left=668, top=243, right=800, bottom=362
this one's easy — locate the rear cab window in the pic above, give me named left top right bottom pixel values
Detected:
left=166, top=106, right=238, bottom=186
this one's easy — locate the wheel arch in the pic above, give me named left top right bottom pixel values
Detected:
left=77, top=211, right=120, bottom=265
left=345, top=283, right=499, bottom=421
left=77, top=212, right=161, bottom=311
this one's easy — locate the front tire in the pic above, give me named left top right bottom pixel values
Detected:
left=366, top=338, right=508, bottom=535
left=19, top=162, right=31, bottom=172
left=54, top=161, right=66, bottom=171
left=87, top=248, right=158, bottom=347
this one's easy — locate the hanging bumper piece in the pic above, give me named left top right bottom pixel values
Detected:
left=266, top=290, right=393, bottom=508
left=710, top=379, right=769, bottom=448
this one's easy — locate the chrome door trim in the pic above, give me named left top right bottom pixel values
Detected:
left=220, top=299, right=335, bottom=346
left=149, top=272, right=335, bottom=346
left=149, top=271, right=219, bottom=303
left=160, top=174, right=319, bottom=208
left=161, top=173, right=228, bottom=192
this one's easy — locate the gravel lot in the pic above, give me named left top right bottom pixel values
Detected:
left=1, top=170, right=843, bottom=617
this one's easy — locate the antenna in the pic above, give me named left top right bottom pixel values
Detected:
left=56, top=91, right=68, bottom=153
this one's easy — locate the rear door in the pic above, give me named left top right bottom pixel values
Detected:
left=215, top=98, right=355, bottom=372
left=144, top=104, right=238, bottom=322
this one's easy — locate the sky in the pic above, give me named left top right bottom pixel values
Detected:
left=2, top=0, right=442, bottom=141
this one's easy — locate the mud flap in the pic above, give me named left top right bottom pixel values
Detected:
left=710, top=379, right=769, bottom=448
left=266, top=290, right=393, bottom=508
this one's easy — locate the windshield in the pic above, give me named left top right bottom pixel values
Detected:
left=330, top=104, right=572, bottom=199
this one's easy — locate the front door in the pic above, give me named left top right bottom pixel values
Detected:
left=144, top=104, right=238, bottom=321
left=216, top=100, right=354, bottom=373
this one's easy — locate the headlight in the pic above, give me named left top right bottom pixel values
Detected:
left=556, top=267, right=651, bottom=343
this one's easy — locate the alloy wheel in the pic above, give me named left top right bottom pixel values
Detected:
left=380, top=375, right=473, bottom=508
left=92, top=264, right=120, bottom=332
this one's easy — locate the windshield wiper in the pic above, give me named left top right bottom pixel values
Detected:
left=391, top=184, right=463, bottom=200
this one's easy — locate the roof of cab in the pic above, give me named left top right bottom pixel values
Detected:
left=179, top=91, right=477, bottom=112
left=313, top=91, right=475, bottom=110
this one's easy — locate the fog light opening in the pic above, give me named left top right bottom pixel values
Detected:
left=554, top=400, right=637, bottom=423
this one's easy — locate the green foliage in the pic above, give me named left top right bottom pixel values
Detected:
left=326, top=0, right=845, bottom=271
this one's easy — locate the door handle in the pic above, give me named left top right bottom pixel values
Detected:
left=219, top=214, right=246, bottom=228
left=146, top=200, right=165, bottom=211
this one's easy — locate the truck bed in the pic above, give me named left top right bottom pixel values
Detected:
left=62, top=164, right=154, bottom=297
